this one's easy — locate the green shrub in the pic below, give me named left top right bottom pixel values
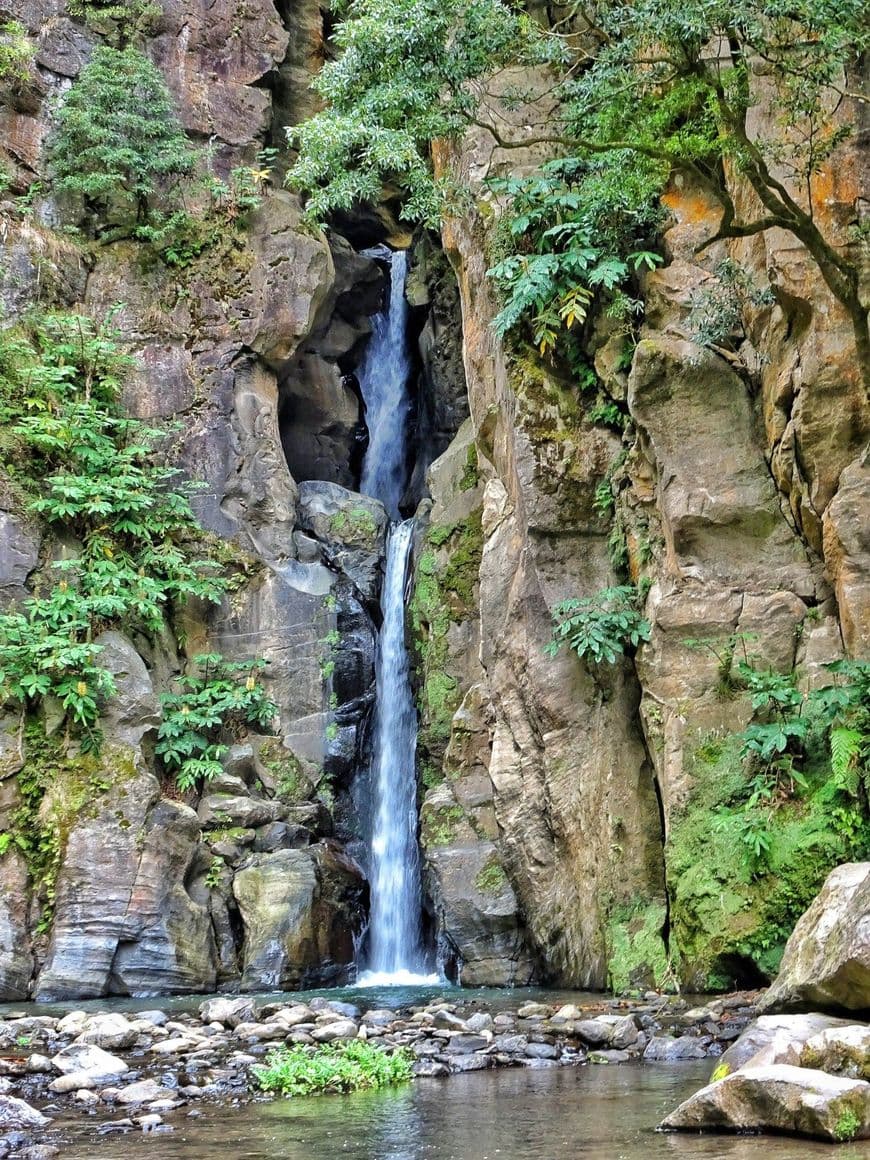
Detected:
left=48, top=46, right=195, bottom=227
left=0, top=311, right=227, bottom=746
left=547, top=585, right=650, bottom=665
left=0, top=20, right=35, bottom=93
left=66, top=1, right=161, bottom=44
left=252, top=1041, right=414, bottom=1096
left=156, top=654, right=277, bottom=792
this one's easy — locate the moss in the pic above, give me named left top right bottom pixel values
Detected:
left=0, top=721, right=115, bottom=933
left=667, top=733, right=870, bottom=989
left=257, top=739, right=309, bottom=804
left=475, top=856, right=508, bottom=893
left=833, top=1103, right=862, bottom=1142
left=710, top=1062, right=730, bottom=1082
left=410, top=510, right=483, bottom=777
left=421, top=801, right=465, bottom=847
left=459, top=443, right=479, bottom=492
left=606, top=900, right=671, bottom=994
left=329, top=505, right=378, bottom=544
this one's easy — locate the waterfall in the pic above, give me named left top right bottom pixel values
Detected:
left=357, top=249, right=413, bottom=522
left=355, top=250, right=434, bottom=985
left=360, top=520, right=429, bottom=981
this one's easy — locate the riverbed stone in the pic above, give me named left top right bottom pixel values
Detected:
left=74, top=1014, right=138, bottom=1052
left=643, top=1035, right=708, bottom=1061
left=311, top=1019, right=358, bottom=1043
left=198, top=998, right=256, bottom=1029
left=0, top=1096, right=49, bottom=1129
left=718, top=1013, right=857, bottom=1075
left=660, top=1064, right=870, bottom=1142
left=51, top=1044, right=128, bottom=1078
left=759, top=862, right=870, bottom=1015
left=115, top=1080, right=167, bottom=1106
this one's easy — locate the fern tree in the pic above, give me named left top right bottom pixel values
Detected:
left=48, top=45, right=195, bottom=228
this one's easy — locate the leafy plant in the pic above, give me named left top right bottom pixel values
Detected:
left=66, top=1, right=162, bottom=45
left=687, top=259, right=775, bottom=353
left=0, top=20, right=35, bottom=93
left=156, top=654, right=277, bottom=792
left=289, top=0, right=869, bottom=388
left=547, top=585, right=651, bottom=665
left=0, top=312, right=227, bottom=745
left=252, top=1040, right=414, bottom=1096
left=48, top=46, right=195, bottom=228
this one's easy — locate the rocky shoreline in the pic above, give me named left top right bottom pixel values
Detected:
left=0, top=989, right=760, bottom=1157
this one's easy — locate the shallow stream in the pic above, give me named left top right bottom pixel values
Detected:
left=50, top=1063, right=866, bottom=1160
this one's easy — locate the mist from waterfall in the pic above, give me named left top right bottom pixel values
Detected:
left=355, top=249, right=434, bottom=985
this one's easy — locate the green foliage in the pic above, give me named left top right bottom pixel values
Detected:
left=606, top=900, right=672, bottom=994
left=547, top=585, right=651, bottom=665
left=252, top=1040, right=413, bottom=1096
left=833, top=1105, right=861, bottom=1143
left=66, top=0, right=161, bottom=43
left=156, top=654, right=277, bottom=792
left=48, top=46, right=195, bottom=227
left=0, top=20, right=35, bottom=93
left=687, top=259, right=775, bottom=352
left=486, top=158, right=665, bottom=359
left=668, top=659, right=870, bottom=987
left=286, top=0, right=557, bottom=226
left=475, top=856, right=508, bottom=893
left=291, top=0, right=869, bottom=380
left=0, top=312, right=227, bottom=745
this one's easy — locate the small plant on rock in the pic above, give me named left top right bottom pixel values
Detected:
left=156, top=654, right=277, bottom=792
left=547, top=585, right=651, bottom=665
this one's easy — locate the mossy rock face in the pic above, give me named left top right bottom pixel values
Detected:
left=410, top=510, right=483, bottom=779
left=667, top=735, right=870, bottom=990
left=606, top=900, right=671, bottom=993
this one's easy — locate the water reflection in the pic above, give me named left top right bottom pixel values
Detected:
left=56, top=1064, right=850, bottom=1160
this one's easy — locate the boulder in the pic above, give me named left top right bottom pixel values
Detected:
left=296, top=481, right=388, bottom=601
left=50, top=1043, right=128, bottom=1080
left=660, top=1064, right=870, bottom=1143
left=801, top=1025, right=870, bottom=1080
left=759, top=863, right=870, bottom=1015
left=73, top=1013, right=138, bottom=1052
left=0, top=1095, right=50, bottom=1129
left=232, top=843, right=367, bottom=990
left=198, top=997, right=256, bottom=1029
left=718, top=1013, right=857, bottom=1075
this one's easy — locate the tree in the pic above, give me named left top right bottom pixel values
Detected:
left=48, top=45, right=195, bottom=228
left=288, top=0, right=869, bottom=389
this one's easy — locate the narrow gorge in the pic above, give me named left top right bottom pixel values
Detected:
left=0, top=0, right=867, bottom=1153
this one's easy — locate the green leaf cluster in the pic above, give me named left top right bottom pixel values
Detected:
left=66, top=0, right=162, bottom=42
left=0, top=20, right=35, bottom=93
left=47, top=46, right=195, bottom=226
left=156, top=654, right=277, bottom=792
left=486, top=157, right=665, bottom=358
left=0, top=311, right=227, bottom=744
left=286, top=0, right=557, bottom=226
left=252, top=1040, right=414, bottom=1096
left=547, top=585, right=651, bottom=665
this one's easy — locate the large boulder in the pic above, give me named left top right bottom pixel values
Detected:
left=718, top=1013, right=859, bottom=1075
left=232, top=842, right=367, bottom=990
left=759, top=862, right=870, bottom=1015
left=660, top=1064, right=870, bottom=1143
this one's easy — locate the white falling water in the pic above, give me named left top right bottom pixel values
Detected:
left=358, top=520, right=432, bottom=983
left=355, top=250, right=435, bottom=986
left=357, top=249, right=413, bottom=522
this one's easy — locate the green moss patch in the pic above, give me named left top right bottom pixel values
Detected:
left=606, top=899, right=670, bottom=994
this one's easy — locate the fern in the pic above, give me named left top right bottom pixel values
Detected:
left=830, top=726, right=862, bottom=796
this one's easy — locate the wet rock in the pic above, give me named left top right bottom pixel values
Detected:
left=310, top=1019, right=358, bottom=1043
left=445, top=1034, right=490, bottom=1055
left=759, top=862, right=870, bottom=1016
left=574, top=1020, right=612, bottom=1047
left=296, top=482, right=388, bottom=601
left=0, top=1096, right=49, bottom=1129
left=660, top=1064, right=870, bottom=1142
left=232, top=844, right=366, bottom=990
left=198, top=998, right=256, bottom=1029
left=116, top=1080, right=168, bottom=1106
left=718, top=1013, right=856, bottom=1075
left=74, top=1014, right=138, bottom=1052
left=51, top=1044, right=128, bottom=1079
left=643, top=1035, right=708, bottom=1062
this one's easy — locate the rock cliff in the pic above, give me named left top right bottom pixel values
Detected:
left=0, top=1, right=866, bottom=998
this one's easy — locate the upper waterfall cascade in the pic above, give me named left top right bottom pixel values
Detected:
left=357, top=249, right=413, bottom=522
left=355, top=250, right=435, bottom=985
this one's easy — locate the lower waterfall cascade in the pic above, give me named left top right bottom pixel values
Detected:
left=355, top=248, right=435, bottom=984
